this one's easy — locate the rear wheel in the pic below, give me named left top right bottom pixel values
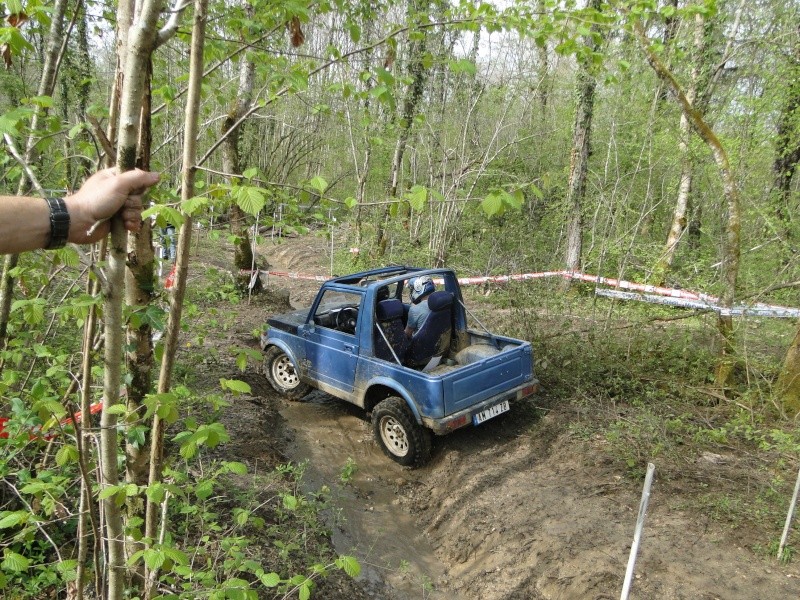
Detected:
left=263, top=346, right=310, bottom=400
left=371, top=396, right=431, bottom=467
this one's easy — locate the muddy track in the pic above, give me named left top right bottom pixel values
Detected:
left=216, top=235, right=800, bottom=599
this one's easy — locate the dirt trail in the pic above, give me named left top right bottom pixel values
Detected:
left=240, top=234, right=800, bottom=599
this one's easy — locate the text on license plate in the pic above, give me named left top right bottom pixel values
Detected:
left=473, top=400, right=510, bottom=425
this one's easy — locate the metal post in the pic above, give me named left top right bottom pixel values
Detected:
left=778, top=465, right=800, bottom=561
left=620, top=463, right=656, bottom=600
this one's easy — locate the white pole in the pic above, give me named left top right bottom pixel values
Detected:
left=330, top=211, right=335, bottom=278
left=778, top=465, right=800, bottom=561
left=620, top=462, right=656, bottom=600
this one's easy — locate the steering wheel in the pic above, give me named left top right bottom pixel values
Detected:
left=336, top=307, right=358, bottom=333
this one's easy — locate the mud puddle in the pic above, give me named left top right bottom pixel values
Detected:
left=279, top=391, right=445, bottom=599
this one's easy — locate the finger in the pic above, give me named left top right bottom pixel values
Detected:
left=120, top=207, right=143, bottom=223
left=125, top=195, right=144, bottom=210
left=122, top=214, right=143, bottom=233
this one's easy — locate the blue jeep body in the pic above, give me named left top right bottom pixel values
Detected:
left=261, top=266, right=538, bottom=465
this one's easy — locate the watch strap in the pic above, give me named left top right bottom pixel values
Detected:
left=45, top=197, right=70, bottom=250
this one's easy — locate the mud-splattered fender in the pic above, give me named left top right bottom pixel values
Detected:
left=357, top=376, right=423, bottom=425
left=262, top=338, right=305, bottom=378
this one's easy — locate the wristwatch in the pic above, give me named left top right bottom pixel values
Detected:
left=45, top=197, right=70, bottom=249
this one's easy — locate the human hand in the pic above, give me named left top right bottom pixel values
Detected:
left=65, top=168, right=160, bottom=244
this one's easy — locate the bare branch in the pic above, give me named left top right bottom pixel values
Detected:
left=3, top=134, right=47, bottom=197
left=156, top=0, right=192, bottom=48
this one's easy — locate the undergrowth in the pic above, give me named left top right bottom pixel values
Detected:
left=473, top=281, right=800, bottom=556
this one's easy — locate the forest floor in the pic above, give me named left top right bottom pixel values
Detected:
left=186, top=231, right=800, bottom=600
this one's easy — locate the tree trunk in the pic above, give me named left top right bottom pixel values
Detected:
left=563, top=0, right=602, bottom=275
left=654, top=12, right=707, bottom=283
left=102, top=2, right=162, bottom=598
left=125, top=59, right=156, bottom=492
left=221, top=9, right=258, bottom=286
left=778, top=322, right=800, bottom=415
left=375, top=0, right=430, bottom=257
left=771, top=23, right=800, bottom=237
left=630, top=18, right=742, bottom=388
left=145, top=3, right=206, bottom=596
left=220, top=4, right=259, bottom=290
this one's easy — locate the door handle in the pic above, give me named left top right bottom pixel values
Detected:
left=344, top=344, right=354, bottom=353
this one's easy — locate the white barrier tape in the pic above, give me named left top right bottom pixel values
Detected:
left=597, top=289, right=800, bottom=318
left=240, top=268, right=799, bottom=319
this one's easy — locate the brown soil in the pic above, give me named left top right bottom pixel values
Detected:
left=205, top=232, right=800, bottom=599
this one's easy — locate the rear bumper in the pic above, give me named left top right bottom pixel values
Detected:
left=422, top=379, right=539, bottom=435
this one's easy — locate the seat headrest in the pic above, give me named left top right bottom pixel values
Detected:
left=376, top=299, right=404, bottom=321
left=427, top=291, right=453, bottom=312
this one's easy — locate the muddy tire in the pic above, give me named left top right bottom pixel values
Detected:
left=372, top=396, right=432, bottom=467
left=263, top=346, right=310, bottom=400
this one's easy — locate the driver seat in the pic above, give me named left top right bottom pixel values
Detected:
left=405, top=291, right=453, bottom=369
left=374, top=299, right=409, bottom=363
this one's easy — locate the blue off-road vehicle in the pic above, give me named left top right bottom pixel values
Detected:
left=260, top=266, right=538, bottom=466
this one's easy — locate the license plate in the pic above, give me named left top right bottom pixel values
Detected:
left=473, top=400, right=510, bottom=425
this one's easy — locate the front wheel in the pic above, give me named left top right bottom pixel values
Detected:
left=371, top=397, right=432, bottom=467
left=263, top=346, right=311, bottom=400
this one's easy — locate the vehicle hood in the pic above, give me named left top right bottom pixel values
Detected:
left=267, top=309, right=308, bottom=335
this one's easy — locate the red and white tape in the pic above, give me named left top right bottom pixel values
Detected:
left=240, top=268, right=799, bottom=318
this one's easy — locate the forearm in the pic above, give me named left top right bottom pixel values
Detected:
left=0, top=195, right=97, bottom=254
left=0, top=196, right=51, bottom=253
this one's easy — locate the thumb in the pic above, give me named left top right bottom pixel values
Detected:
left=116, top=169, right=160, bottom=192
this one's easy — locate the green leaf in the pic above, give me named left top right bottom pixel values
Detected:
left=242, top=167, right=258, bottom=180
left=220, top=379, right=252, bottom=394
left=0, top=107, right=33, bottom=136
left=55, top=444, right=79, bottom=466
left=448, top=59, right=477, bottom=75
left=299, top=581, right=311, bottom=600
left=2, top=550, right=30, bottom=572
left=144, top=549, right=165, bottom=570
left=308, top=176, right=328, bottom=194
left=335, top=555, right=361, bottom=578
left=56, top=559, right=78, bottom=582
left=181, top=195, right=208, bottom=216
left=503, top=189, right=524, bottom=210
left=234, top=186, right=266, bottom=216
left=99, top=485, right=121, bottom=500
left=141, top=204, right=184, bottom=228
left=404, top=185, right=427, bottom=212
left=282, top=494, right=298, bottom=510
left=347, top=23, right=360, bottom=43
left=260, top=572, right=281, bottom=587
left=195, top=479, right=214, bottom=500
left=104, top=404, right=127, bottom=415
left=344, top=197, right=357, bottom=209
left=146, top=483, right=166, bottom=504
left=67, top=123, right=86, bottom=139
left=0, top=511, right=28, bottom=529
left=30, top=95, right=53, bottom=108
left=481, top=191, right=504, bottom=216
left=225, top=461, right=248, bottom=475
left=162, top=547, right=189, bottom=566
